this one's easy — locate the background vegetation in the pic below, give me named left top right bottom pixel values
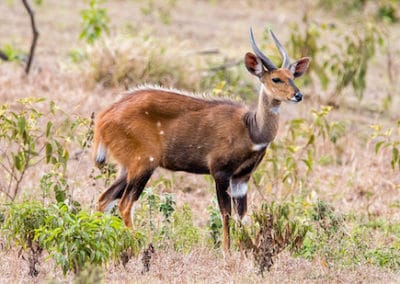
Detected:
left=0, top=0, right=399, bottom=282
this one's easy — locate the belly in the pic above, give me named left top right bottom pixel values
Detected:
left=160, top=145, right=210, bottom=174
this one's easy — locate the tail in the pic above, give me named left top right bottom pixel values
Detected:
left=93, top=137, right=107, bottom=167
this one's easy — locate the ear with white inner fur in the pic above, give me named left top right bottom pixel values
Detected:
left=288, top=57, right=310, bottom=78
left=244, top=52, right=264, bottom=77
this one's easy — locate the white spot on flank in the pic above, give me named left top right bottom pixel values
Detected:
left=145, top=111, right=149, bottom=115
left=252, top=143, right=269, bottom=151
left=156, top=121, right=161, bottom=127
left=137, top=156, right=142, bottom=160
left=230, top=180, right=248, bottom=198
left=105, top=199, right=119, bottom=213
left=159, top=130, right=164, bottom=135
left=149, top=156, right=155, bottom=162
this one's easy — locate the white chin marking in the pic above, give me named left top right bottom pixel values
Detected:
left=252, top=142, right=269, bottom=151
left=104, top=199, right=119, bottom=213
left=230, top=180, right=248, bottom=198
left=270, top=106, right=280, bottom=114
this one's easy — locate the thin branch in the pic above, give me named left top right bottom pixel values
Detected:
left=22, top=0, right=39, bottom=74
left=0, top=186, right=14, bottom=201
left=207, top=59, right=242, bottom=72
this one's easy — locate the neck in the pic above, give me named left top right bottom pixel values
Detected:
left=245, top=86, right=281, bottom=144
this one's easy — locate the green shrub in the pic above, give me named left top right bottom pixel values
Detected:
left=80, top=0, right=109, bottom=44
left=135, top=189, right=201, bottom=253
left=370, top=121, right=400, bottom=170
left=200, top=61, right=255, bottom=101
left=206, top=199, right=222, bottom=248
left=1, top=202, right=48, bottom=276
left=287, top=16, right=384, bottom=103
left=296, top=201, right=400, bottom=270
left=36, top=203, right=144, bottom=275
left=1, top=201, right=145, bottom=276
left=169, top=204, right=201, bottom=252
left=0, top=98, right=91, bottom=201
left=232, top=200, right=310, bottom=275
left=253, top=106, right=346, bottom=192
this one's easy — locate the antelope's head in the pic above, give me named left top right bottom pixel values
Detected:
left=245, top=28, right=310, bottom=103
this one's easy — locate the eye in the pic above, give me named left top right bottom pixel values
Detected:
left=272, top=77, right=283, bottom=83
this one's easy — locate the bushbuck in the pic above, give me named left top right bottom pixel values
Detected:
left=93, top=28, right=310, bottom=251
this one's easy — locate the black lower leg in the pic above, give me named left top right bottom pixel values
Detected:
left=233, top=195, right=247, bottom=218
left=98, top=172, right=127, bottom=211
left=213, top=172, right=232, bottom=251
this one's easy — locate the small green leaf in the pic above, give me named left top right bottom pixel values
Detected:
left=45, top=143, right=53, bottom=163
left=46, top=121, right=53, bottom=138
left=375, top=141, right=385, bottom=154
left=17, top=116, right=26, bottom=136
left=13, top=154, right=23, bottom=171
left=392, top=147, right=399, bottom=170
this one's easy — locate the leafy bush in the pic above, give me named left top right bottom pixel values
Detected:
left=377, top=1, right=399, bottom=23
left=169, top=204, right=201, bottom=252
left=253, top=106, right=346, bottom=192
left=297, top=201, right=400, bottom=270
left=287, top=16, right=384, bottom=103
left=80, top=0, right=109, bottom=44
left=231, top=200, right=310, bottom=275
left=206, top=199, right=222, bottom=248
left=1, top=202, right=47, bottom=276
left=0, top=98, right=90, bottom=201
left=1, top=201, right=145, bottom=276
left=134, top=188, right=201, bottom=253
left=200, top=60, right=255, bottom=101
left=370, top=121, right=400, bottom=170
left=36, top=203, right=144, bottom=275
left=0, top=43, right=24, bottom=62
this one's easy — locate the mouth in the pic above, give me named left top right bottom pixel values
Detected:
left=289, top=96, right=302, bottom=103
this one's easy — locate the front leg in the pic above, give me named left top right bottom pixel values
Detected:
left=230, top=175, right=250, bottom=218
left=212, top=171, right=232, bottom=252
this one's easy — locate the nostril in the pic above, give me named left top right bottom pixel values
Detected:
left=295, top=92, right=303, bottom=101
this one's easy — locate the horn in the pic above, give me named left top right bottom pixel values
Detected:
left=249, top=27, right=277, bottom=71
left=269, top=29, right=290, bottom=69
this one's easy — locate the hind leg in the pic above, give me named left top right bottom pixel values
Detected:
left=118, top=169, right=154, bottom=227
left=98, top=169, right=127, bottom=212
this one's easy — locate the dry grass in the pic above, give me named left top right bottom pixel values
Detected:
left=1, top=0, right=400, bottom=282
left=80, top=33, right=205, bottom=90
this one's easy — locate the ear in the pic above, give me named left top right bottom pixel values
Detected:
left=289, top=57, right=310, bottom=78
left=244, top=52, right=264, bottom=77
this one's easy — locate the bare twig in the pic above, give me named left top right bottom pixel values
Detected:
left=22, top=0, right=39, bottom=74
left=196, top=48, right=220, bottom=55
left=0, top=187, right=14, bottom=200
left=208, top=59, right=242, bottom=72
